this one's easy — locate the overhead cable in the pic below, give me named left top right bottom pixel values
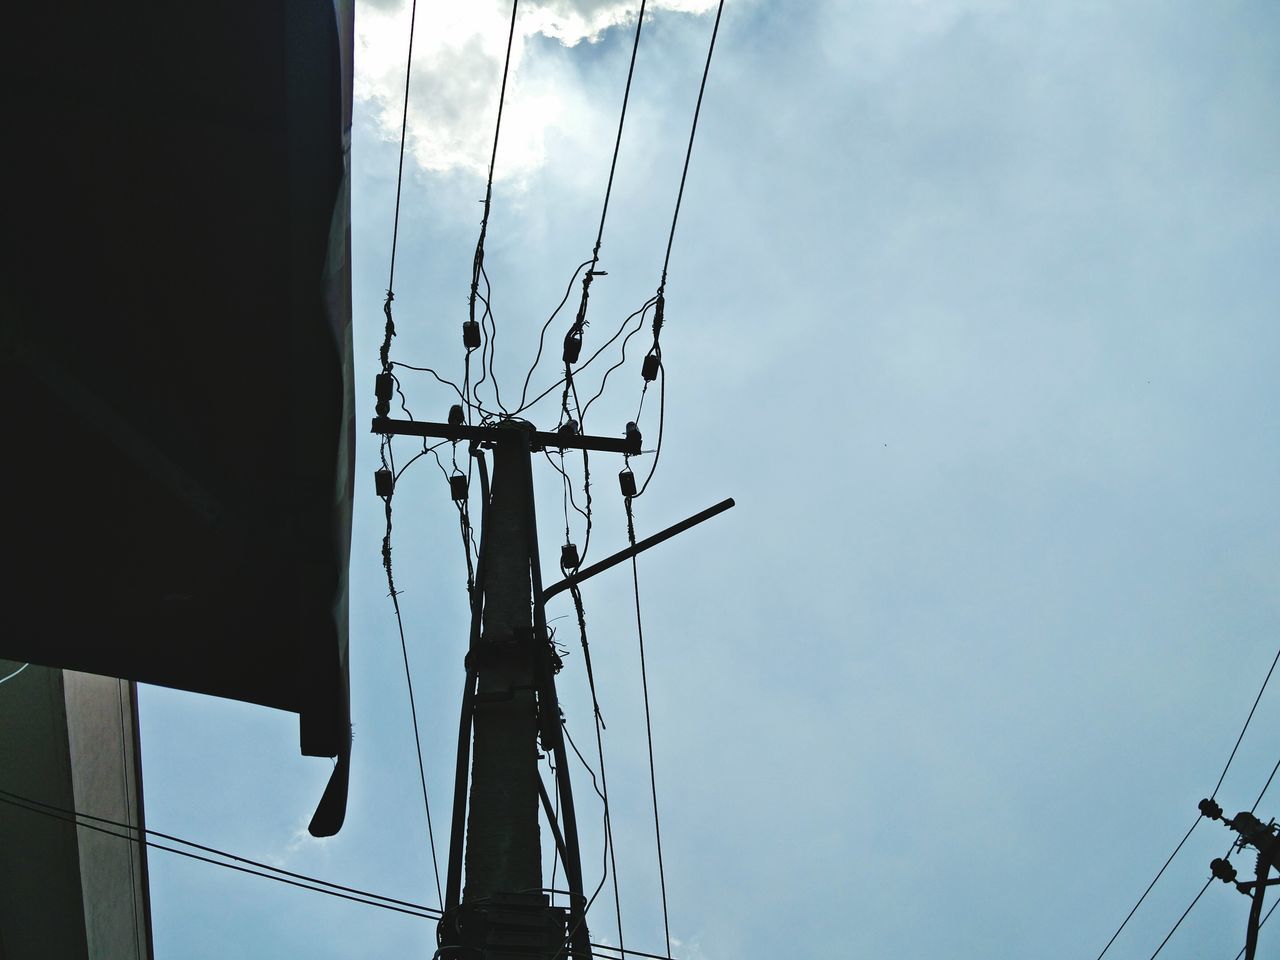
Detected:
left=1251, top=755, right=1280, bottom=814
left=0, top=790, right=440, bottom=920
left=467, top=0, right=520, bottom=419
left=623, top=497, right=671, bottom=955
left=1213, top=644, right=1280, bottom=799
left=380, top=0, right=420, bottom=372
left=560, top=0, right=650, bottom=429
left=1148, top=876, right=1213, bottom=959
left=567, top=581, right=625, bottom=954
left=376, top=452, right=445, bottom=909
left=631, top=0, right=725, bottom=500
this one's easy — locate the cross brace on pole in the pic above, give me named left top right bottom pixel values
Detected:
left=372, top=416, right=642, bottom=456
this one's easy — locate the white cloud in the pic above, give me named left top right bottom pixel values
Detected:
left=355, top=0, right=717, bottom=181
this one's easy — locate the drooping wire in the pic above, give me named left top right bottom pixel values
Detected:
left=1148, top=876, right=1213, bottom=960
left=519, top=298, right=660, bottom=418
left=379, top=441, right=444, bottom=910
left=580, top=299, right=657, bottom=419
left=518, top=261, right=593, bottom=411
left=567, top=581, right=624, bottom=953
left=558, top=720, right=619, bottom=960
left=1094, top=641, right=1280, bottom=960
left=634, top=360, right=664, bottom=499
left=0, top=790, right=441, bottom=920
left=623, top=497, right=671, bottom=956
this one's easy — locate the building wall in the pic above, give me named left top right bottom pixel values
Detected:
left=0, top=662, right=151, bottom=960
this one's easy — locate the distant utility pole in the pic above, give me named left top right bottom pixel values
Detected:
left=373, top=413, right=639, bottom=959
left=1200, top=798, right=1280, bottom=960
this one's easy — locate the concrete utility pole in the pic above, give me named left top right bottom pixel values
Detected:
left=464, top=423, right=542, bottom=903
left=373, top=414, right=639, bottom=959
left=373, top=411, right=733, bottom=959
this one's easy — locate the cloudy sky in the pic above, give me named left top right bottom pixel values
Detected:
left=138, top=1, right=1280, bottom=957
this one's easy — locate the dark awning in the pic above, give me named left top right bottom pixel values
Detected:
left=2, top=0, right=355, bottom=834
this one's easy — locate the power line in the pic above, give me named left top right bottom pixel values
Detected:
left=1093, top=816, right=1201, bottom=960
left=1148, top=876, right=1213, bottom=960
left=626, top=0, right=725, bottom=501
left=589, top=0, right=648, bottom=263
left=380, top=0, right=421, bottom=372
left=560, top=0, right=650, bottom=443
left=567, top=581, right=625, bottom=954
left=0, top=790, right=441, bottom=920
left=517, top=260, right=593, bottom=411
left=519, top=298, right=659, bottom=417
left=378, top=445, right=445, bottom=909
left=468, top=0, right=520, bottom=419
left=1251, top=754, right=1280, bottom=814
left=1213, top=644, right=1280, bottom=799
left=623, top=497, right=671, bottom=956
left=0, top=662, right=30, bottom=686
left=656, top=0, right=725, bottom=292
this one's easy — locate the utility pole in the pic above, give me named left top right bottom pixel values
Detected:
left=373, top=414, right=639, bottom=959
left=373, top=410, right=733, bottom=959
left=1200, top=798, right=1280, bottom=960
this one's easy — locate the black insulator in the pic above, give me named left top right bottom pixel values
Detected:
left=463, top=320, right=481, bottom=350
left=1210, top=857, right=1237, bottom=883
left=1199, top=798, right=1224, bottom=821
left=563, top=330, right=582, bottom=364
left=625, top=421, right=642, bottom=449
left=641, top=352, right=660, bottom=382
left=448, top=404, right=465, bottom=427
left=558, top=419, right=579, bottom=437
left=449, top=474, right=468, bottom=501
left=618, top=468, right=637, bottom=498
left=561, top=543, right=580, bottom=571
left=375, top=372, right=394, bottom=418
left=374, top=468, right=394, bottom=498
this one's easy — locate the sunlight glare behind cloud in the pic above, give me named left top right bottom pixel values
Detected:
left=356, top=0, right=717, bottom=182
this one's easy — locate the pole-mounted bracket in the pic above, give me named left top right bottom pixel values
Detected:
left=543, top=497, right=735, bottom=601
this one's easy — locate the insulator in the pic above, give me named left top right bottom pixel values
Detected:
left=375, top=372, right=393, bottom=418
left=625, top=421, right=642, bottom=450
left=618, top=468, right=637, bottom=498
left=561, top=543, right=580, bottom=570
left=1210, top=857, right=1237, bottom=883
left=563, top=329, right=582, bottom=364
left=448, top=404, right=465, bottom=427
left=463, top=320, right=481, bottom=350
left=374, top=468, right=394, bottom=498
left=641, top=352, right=660, bottom=382
left=449, top=474, right=468, bottom=502
left=1198, top=798, right=1224, bottom=821
left=558, top=419, right=579, bottom=437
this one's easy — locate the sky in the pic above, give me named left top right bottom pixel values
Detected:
left=137, top=1, right=1280, bottom=957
